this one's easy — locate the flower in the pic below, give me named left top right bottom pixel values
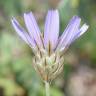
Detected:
left=11, top=9, right=89, bottom=82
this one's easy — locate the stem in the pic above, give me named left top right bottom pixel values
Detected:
left=45, top=81, right=50, bottom=96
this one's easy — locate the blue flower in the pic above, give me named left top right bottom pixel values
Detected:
left=11, top=10, right=89, bottom=82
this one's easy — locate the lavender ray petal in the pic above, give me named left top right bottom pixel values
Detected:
left=76, top=24, right=89, bottom=38
left=69, top=24, right=89, bottom=44
left=24, top=12, right=43, bottom=47
left=57, top=16, right=81, bottom=51
left=60, top=24, right=89, bottom=51
left=44, top=10, right=59, bottom=50
left=11, top=17, right=36, bottom=48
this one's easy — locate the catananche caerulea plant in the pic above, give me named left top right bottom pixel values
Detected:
left=11, top=9, right=89, bottom=96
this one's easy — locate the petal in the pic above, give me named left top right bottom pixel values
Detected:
left=11, top=17, right=36, bottom=48
left=24, top=12, right=43, bottom=47
left=57, top=16, right=81, bottom=51
left=44, top=10, right=59, bottom=50
left=76, top=24, right=89, bottom=38
left=68, top=24, right=89, bottom=45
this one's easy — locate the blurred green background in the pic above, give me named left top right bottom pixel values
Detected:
left=0, top=0, right=96, bottom=96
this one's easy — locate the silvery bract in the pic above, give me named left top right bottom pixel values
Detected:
left=11, top=10, right=89, bottom=83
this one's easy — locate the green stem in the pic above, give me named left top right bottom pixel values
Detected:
left=45, top=81, right=50, bottom=96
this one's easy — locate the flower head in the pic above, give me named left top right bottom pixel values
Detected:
left=11, top=10, right=89, bottom=82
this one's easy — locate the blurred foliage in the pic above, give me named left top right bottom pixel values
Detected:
left=0, top=0, right=96, bottom=96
